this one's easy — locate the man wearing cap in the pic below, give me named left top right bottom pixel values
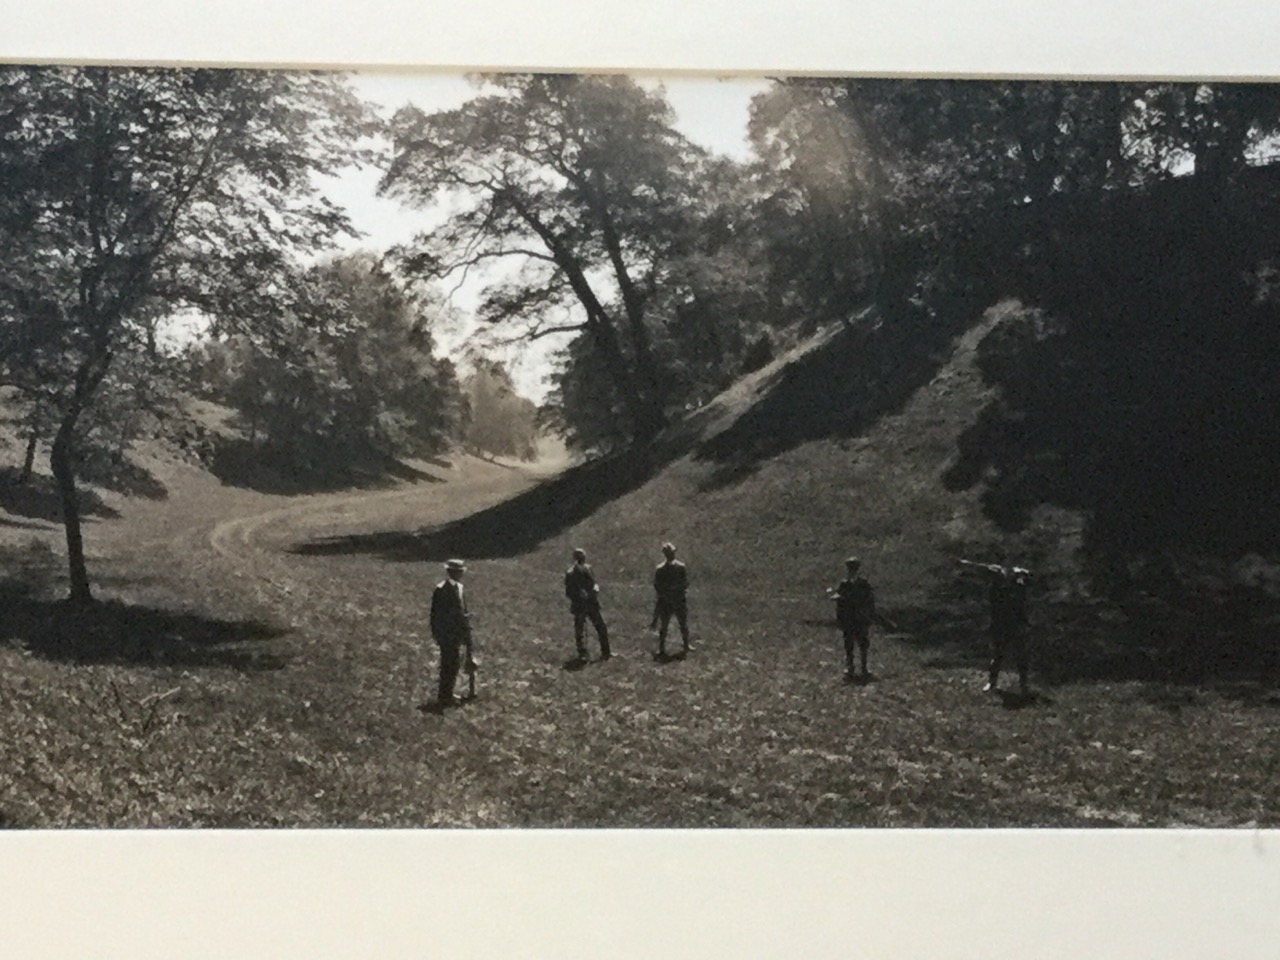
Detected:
left=430, top=558, right=475, bottom=706
left=650, top=542, right=690, bottom=658
left=958, top=559, right=1032, bottom=695
left=565, top=548, right=611, bottom=662
left=828, top=557, right=876, bottom=680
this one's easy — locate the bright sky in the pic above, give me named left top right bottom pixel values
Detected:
left=321, top=72, right=770, bottom=401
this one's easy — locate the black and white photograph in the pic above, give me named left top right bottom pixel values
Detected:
left=4, top=0, right=1280, bottom=954
left=4, top=62, right=1280, bottom=831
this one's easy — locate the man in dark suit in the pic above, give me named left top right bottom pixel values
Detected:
left=650, top=542, right=690, bottom=658
left=958, top=559, right=1032, bottom=695
left=565, top=548, right=611, bottom=662
left=430, top=558, right=474, bottom=706
left=828, top=557, right=876, bottom=680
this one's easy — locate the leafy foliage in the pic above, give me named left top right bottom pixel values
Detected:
left=192, top=253, right=465, bottom=470
left=0, top=65, right=378, bottom=599
left=384, top=74, right=769, bottom=447
left=461, top=356, right=539, bottom=460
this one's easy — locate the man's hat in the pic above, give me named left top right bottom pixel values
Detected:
left=661, top=542, right=676, bottom=557
left=845, top=556, right=861, bottom=568
left=572, top=548, right=586, bottom=561
left=445, top=558, right=467, bottom=573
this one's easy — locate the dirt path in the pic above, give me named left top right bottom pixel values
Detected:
left=94, top=454, right=551, bottom=623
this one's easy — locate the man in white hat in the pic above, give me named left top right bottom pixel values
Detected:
left=430, top=558, right=474, bottom=706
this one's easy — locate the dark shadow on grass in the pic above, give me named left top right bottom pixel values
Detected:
left=0, top=468, right=120, bottom=522
left=0, top=516, right=55, bottom=531
left=290, top=446, right=660, bottom=563
left=0, top=582, right=290, bottom=671
left=995, top=689, right=1051, bottom=710
left=209, top=437, right=445, bottom=496
left=894, top=579, right=1280, bottom=706
left=79, top=454, right=168, bottom=501
left=417, top=693, right=477, bottom=715
left=562, top=656, right=589, bottom=672
left=693, top=279, right=984, bottom=490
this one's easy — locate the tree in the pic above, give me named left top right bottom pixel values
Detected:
left=382, top=73, right=712, bottom=446
left=209, top=253, right=465, bottom=468
left=0, top=66, right=376, bottom=601
left=1132, top=82, right=1280, bottom=186
left=461, top=356, right=538, bottom=461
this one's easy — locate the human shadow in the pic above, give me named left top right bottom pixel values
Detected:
left=290, top=446, right=660, bottom=563
left=416, top=693, right=477, bottom=715
left=994, top=689, right=1049, bottom=710
left=0, top=581, right=290, bottom=671
left=209, top=437, right=445, bottom=496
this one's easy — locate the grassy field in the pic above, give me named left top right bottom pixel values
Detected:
left=2, top=316, right=1279, bottom=828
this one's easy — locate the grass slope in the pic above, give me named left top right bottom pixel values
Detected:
left=2, top=315, right=1278, bottom=828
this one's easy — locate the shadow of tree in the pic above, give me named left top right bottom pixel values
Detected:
left=290, top=446, right=659, bottom=563
left=692, top=299, right=976, bottom=490
left=208, top=437, right=444, bottom=496
left=78, top=451, right=169, bottom=501
left=892, top=583, right=1280, bottom=697
left=0, top=582, right=291, bottom=671
left=0, top=467, right=120, bottom=522
left=945, top=177, right=1280, bottom=566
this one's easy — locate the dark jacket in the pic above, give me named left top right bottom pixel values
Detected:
left=834, top=576, right=875, bottom=629
left=989, top=573, right=1028, bottom=631
left=564, top=562, right=601, bottom=614
left=654, top=560, right=689, bottom=604
left=430, top=577, right=470, bottom=647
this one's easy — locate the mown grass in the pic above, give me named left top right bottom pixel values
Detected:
left=2, top=324, right=1280, bottom=828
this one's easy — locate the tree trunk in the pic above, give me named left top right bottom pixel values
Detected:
left=51, top=419, right=92, bottom=604
left=18, top=428, right=38, bottom=484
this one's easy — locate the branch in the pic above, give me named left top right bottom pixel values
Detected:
left=522, top=322, right=588, bottom=342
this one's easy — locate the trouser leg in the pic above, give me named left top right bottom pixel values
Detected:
left=589, top=608, right=610, bottom=657
left=842, top=630, right=856, bottom=674
left=1013, top=628, right=1029, bottom=691
left=573, top=613, right=588, bottom=658
left=857, top=627, right=870, bottom=676
left=675, top=604, right=689, bottom=650
left=988, top=630, right=1007, bottom=687
left=438, top=643, right=461, bottom=703
left=657, top=608, right=671, bottom=654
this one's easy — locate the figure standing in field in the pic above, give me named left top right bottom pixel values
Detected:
left=828, top=557, right=876, bottom=681
left=957, top=559, right=1032, bottom=695
left=650, top=542, right=690, bottom=659
left=430, top=558, right=476, bottom=707
left=565, top=548, right=611, bottom=662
